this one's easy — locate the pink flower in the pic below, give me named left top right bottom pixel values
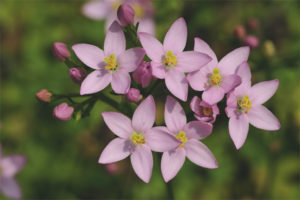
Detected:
left=52, top=42, right=70, bottom=62
left=161, top=96, right=218, bottom=182
left=226, top=62, right=280, bottom=149
left=188, top=38, right=249, bottom=105
left=132, top=61, right=152, bottom=88
left=117, top=4, right=135, bottom=26
left=36, top=89, right=52, bottom=102
left=244, top=35, right=259, bottom=48
left=0, top=145, right=26, bottom=200
left=138, top=18, right=212, bottom=101
left=53, top=103, right=74, bottom=121
left=125, top=88, right=141, bottom=103
left=190, top=96, right=219, bottom=123
left=82, top=0, right=155, bottom=35
left=69, top=67, right=87, bottom=84
left=98, top=95, right=180, bottom=183
left=72, top=21, right=145, bottom=95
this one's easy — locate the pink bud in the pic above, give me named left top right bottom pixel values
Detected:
left=52, top=42, right=71, bottom=62
left=69, top=67, right=87, bottom=84
left=53, top=103, right=74, bottom=121
left=244, top=35, right=259, bottom=48
left=133, top=61, right=152, bottom=88
left=105, top=163, right=118, bottom=175
left=125, top=88, right=141, bottom=103
left=36, top=89, right=52, bottom=102
left=117, top=4, right=135, bottom=26
left=234, top=25, right=246, bottom=40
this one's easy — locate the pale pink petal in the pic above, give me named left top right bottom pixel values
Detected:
left=0, top=155, right=26, bottom=178
left=132, top=95, right=156, bottom=133
left=249, top=79, right=279, bottom=106
left=163, top=18, right=187, bottom=53
left=145, top=127, right=180, bottom=152
left=111, top=70, right=130, bottom=94
left=247, top=105, right=280, bottom=130
left=229, top=113, right=249, bottom=149
left=105, top=13, right=117, bottom=31
left=165, top=96, right=187, bottom=133
left=102, top=112, right=133, bottom=138
left=226, top=92, right=238, bottom=108
left=236, top=61, right=251, bottom=88
left=185, top=139, right=218, bottom=169
left=80, top=70, right=112, bottom=95
left=225, top=106, right=236, bottom=118
left=202, top=86, right=225, bottom=105
left=82, top=0, right=110, bottom=20
left=176, top=51, right=212, bottom=73
left=138, top=32, right=164, bottom=62
left=221, top=74, right=241, bottom=93
left=184, top=121, right=213, bottom=140
left=151, top=61, right=166, bottom=79
left=0, top=178, right=21, bottom=199
left=190, top=96, right=201, bottom=114
left=130, top=145, right=153, bottom=183
left=194, top=37, right=218, bottom=67
left=165, top=70, right=188, bottom=102
left=118, top=47, right=145, bottom=72
left=104, top=21, right=126, bottom=57
left=218, top=46, right=250, bottom=75
left=72, top=44, right=105, bottom=70
left=187, top=70, right=209, bottom=91
left=161, top=148, right=186, bottom=182
left=98, top=138, right=131, bottom=164
left=138, top=18, right=155, bottom=35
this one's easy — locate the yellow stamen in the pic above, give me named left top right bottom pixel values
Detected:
left=163, top=51, right=177, bottom=69
left=238, top=95, right=252, bottom=113
left=132, top=4, right=144, bottom=18
left=210, top=67, right=222, bottom=85
left=104, top=54, right=118, bottom=72
left=131, top=132, right=146, bottom=145
left=176, top=131, right=188, bottom=148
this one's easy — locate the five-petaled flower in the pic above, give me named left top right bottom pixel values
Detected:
left=190, top=96, right=219, bottom=124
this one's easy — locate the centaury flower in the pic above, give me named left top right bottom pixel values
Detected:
left=160, top=96, right=218, bottom=182
left=226, top=62, right=280, bottom=149
left=190, top=96, right=219, bottom=123
left=138, top=18, right=212, bottom=101
left=188, top=37, right=250, bottom=105
left=72, top=21, right=145, bottom=95
left=98, top=95, right=180, bottom=183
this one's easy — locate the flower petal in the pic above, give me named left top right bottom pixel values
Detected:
left=104, top=21, right=126, bottom=57
left=185, top=139, right=218, bottom=168
left=165, top=70, right=188, bottom=101
left=163, top=18, right=187, bottom=53
left=111, top=70, right=130, bottom=94
left=0, top=155, right=26, bottom=178
left=221, top=74, right=241, bottom=93
left=138, top=32, right=164, bottom=62
left=82, top=0, right=110, bottom=20
left=98, top=138, right=131, bottom=164
left=187, top=69, right=208, bottom=91
left=0, top=177, right=21, bottom=199
left=145, top=127, right=180, bottom=152
left=80, top=70, right=112, bottom=95
left=236, top=61, right=251, bottom=88
left=202, top=86, right=225, bottom=105
left=218, top=46, right=250, bottom=75
left=102, top=112, right=133, bottom=138
left=229, top=113, right=249, bottom=149
left=194, top=37, right=218, bottom=67
left=247, top=105, right=280, bottom=130
left=165, top=95, right=187, bottom=133
left=151, top=61, right=166, bottom=79
left=190, top=96, right=201, bottom=114
left=249, top=79, right=279, bottom=106
left=132, top=95, right=156, bottom=133
left=138, top=18, right=155, bottom=35
left=176, top=51, right=212, bottom=73
left=184, top=121, right=213, bottom=140
left=118, top=48, right=145, bottom=72
left=72, top=44, right=105, bottom=69
left=130, top=145, right=153, bottom=183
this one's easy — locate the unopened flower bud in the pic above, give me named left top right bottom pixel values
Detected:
left=117, top=4, right=135, bottom=26
left=133, top=61, right=152, bottom=88
left=263, top=40, right=276, bottom=57
left=234, top=25, right=246, bottom=40
left=244, top=35, right=259, bottom=48
left=105, top=163, right=118, bottom=175
left=125, top=88, right=141, bottom=103
left=36, top=89, right=52, bottom=102
left=52, top=42, right=71, bottom=62
left=247, top=18, right=259, bottom=30
left=53, top=103, right=74, bottom=121
left=69, top=67, right=87, bottom=84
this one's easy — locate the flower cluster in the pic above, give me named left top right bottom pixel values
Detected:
left=37, top=3, right=280, bottom=183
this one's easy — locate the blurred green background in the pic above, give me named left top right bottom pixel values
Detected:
left=1, top=0, right=299, bottom=199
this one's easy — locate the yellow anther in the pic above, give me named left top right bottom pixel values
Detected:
left=131, top=133, right=146, bottom=145
left=132, top=4, right=144, bottom=18
left=176, top=131, right=188, bottom=148
left=163, top=51, right=177, bottom=68
left=104, top=54, right=118, bottom=71
left=238, top=95, right=252, bottom=113
left=210, top=67, right=222, bottom=85
left=202, top=107, right=213, bottom=116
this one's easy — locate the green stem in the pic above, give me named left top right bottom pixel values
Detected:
left=166, top=181, right=175, bottom=200
left=97, top=93, right=120, bottom=111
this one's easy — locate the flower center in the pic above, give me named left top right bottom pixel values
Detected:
left=176, top=131, right=188, bottom=148
left=132, top=4, right=144, bottom=18
left=201, top=106, right=213, bottom=116
left=104, top=54, right=118, bottom=72
left=210, top=68, right=222, bottom=86
left=163, top=51, right=177, bottom=69
left=131, top=132, right=146, bottom=145
left=237, top=95, right=252, bottom=113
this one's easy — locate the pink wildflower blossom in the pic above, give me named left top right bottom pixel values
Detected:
left=98, top=95, right=180, bottom=183
left=188, top=37, right=250, bottom=105
left=161, top=96, right=218, bottom=182
left=190, top=96, right=219, bottom=123
left=53, top=103, right=74, bottom=121
left=132, top=61, right=152, bottom=88
left=138, top=18, right=212, bottom=101
left=72, top=21, right=145, bottom=95
left=226, top=62, right=280, bottom=149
